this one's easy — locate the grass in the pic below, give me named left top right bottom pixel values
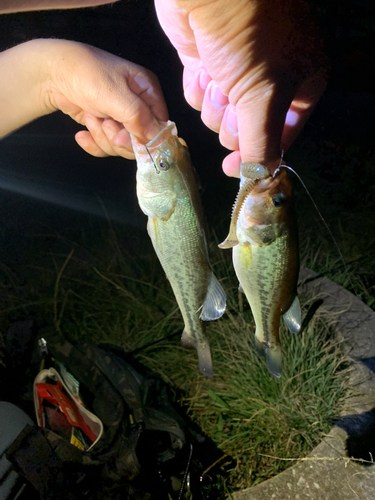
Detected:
left=0, top=211, right=352, bottom=493
left=2, top=93, right=375, bottom=494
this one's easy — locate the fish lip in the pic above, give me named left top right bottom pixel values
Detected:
left=241, top=216, right=266, bottom=228
left=240, top=209, right=267, bottom=228
left=131, top=121, right=176, bottom=155
left=138, top=188, right=161, bottom=198
left=146, top=121, right=176, bottom=148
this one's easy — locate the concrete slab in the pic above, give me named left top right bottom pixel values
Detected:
left=233, top=268, right=375, bottom=500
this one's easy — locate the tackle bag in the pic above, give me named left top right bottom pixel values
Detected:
left=6, top=328, right=226, bottom=500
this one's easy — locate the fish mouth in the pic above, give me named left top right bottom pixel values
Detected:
left=241, top=215, right=266, bottom=229
left=137, top=187, right=161, bottom=198
left=145, top=121, right=176, bottom=149
left=131, top=121, right=176, bottom=155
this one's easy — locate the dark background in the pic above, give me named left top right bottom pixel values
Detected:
left=0, top=0, right=230, bottom=229
left=1, top=0, right=375, bottom=256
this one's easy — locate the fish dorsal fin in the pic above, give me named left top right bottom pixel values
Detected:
left=199, top=273, right=226, bottom=321
left=282, top=295, right=301, bottom=334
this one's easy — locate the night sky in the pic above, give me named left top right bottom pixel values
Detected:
left=1, top=0, right=375, bottom=231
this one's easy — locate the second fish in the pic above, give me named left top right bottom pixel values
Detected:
left=220, top=163, right=301, bottom=378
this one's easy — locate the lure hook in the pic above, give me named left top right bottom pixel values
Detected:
left=145, top=145, right=160, bottom=174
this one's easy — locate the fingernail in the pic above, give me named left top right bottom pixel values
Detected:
left=209, top=82, right=228, bottom=108
left=144, top=121, right=163, bottom=142
left=131, top=121, right=163, bottom=144
left=285, top=110, right=298, bottom=126
left=197, top=69, right=211, bottom=90
left=226, top=106, right=238, bottom=134
left=75, top=133, right=88, bottom=148
left=112, top=128, right=132, bottom=150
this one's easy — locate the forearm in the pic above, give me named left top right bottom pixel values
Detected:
left=0, top=39, right=57, bottom=138
left=0, top=0, right=119, bottom=14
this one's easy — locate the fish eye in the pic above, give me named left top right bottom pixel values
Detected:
left=158, top=158, right=170, bottom=171
left=271, top=193, right=286, bottom=207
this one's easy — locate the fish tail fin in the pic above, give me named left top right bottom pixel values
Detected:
left=199, top=273, right=227, bottom=321
left=283, top=295, right=301, bottom=334
left=197, top=341, right=214, bottom=378
left=254, top=335, right=266, bottom=358
left=181, top=329, right=197, bottom=350
left=181, top=329, right=214, bottom=377
left=265, top=345, right=282, bottom=379
left=254, top=334, right=282, bottom=379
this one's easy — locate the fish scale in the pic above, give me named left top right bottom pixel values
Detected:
left=149, top=197, right=209, bottom=336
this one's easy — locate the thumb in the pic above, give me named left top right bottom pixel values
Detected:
left=120, top=95, right=164, bottom=144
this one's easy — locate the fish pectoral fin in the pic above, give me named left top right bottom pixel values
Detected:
left=199, top=273, right=227, bottom=321
left=159, top=203, right=176, bottom=222
left=282, top=295, right=301, bottom=334
left=141, top=192, right=177, bottom=221
left=181, top=330, right=214, bottom=377
left=254, top=336, right=282, bottom=379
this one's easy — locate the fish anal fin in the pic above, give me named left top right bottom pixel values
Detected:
left=283, top=295, right=301, bottom=334
left=254, top=335, right=282, bottom=379
left=199, top=273, right=227, bottom=321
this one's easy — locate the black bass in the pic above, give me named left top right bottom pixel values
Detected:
left=132, top=121, right=226, bottom=377
left=221, top=163, right=301, bottom=378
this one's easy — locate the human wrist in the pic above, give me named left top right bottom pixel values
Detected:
left=0, top=39, right=55, bottom=137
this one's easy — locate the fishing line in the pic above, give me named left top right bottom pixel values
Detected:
left=274, top=164, right=356, bottom=290
left=145, top=145, right=160, bottom=174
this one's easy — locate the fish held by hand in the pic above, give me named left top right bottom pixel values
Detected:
left=229, top=163, right=301, bottom=378
left=132, top=121, right=226, bottom=377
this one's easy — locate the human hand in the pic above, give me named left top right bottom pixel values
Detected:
left=155, top=0, right=328, bottom=176
left=0, top=39, right=168, bottom=159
